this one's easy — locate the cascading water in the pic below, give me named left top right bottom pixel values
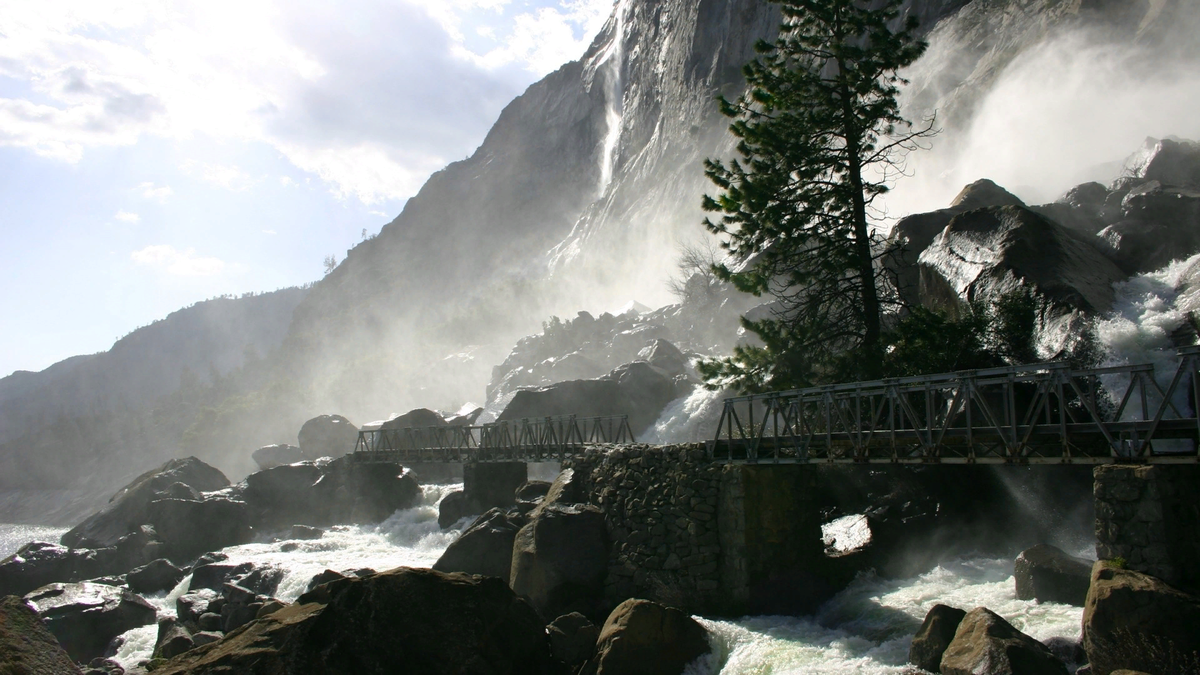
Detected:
left=597, top=0, right=629, bottom=193
left=643, top=386, right=730, bottom=445
left=110, top=483, right=470, bottom=669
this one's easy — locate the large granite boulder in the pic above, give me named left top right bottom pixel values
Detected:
left=1120, top=137, right=1200, bottom=188
left=939, top=607, right=1067, bottom=675
left=1099, top=183, right=1200, bottom=274
left=126, top=558, right=186, bottom=595
left=152, top=568, right=557, bottom=675
left=296, top=414, right=358, bottom=459
left=0, top=595, right=80, bottom=674
left=433, top=508, right=524, bottom=580
left=918, top=205, right=1126, bottom=356
left=908, top=604, right=967, bottom=672
left=238, top=456, right=419, bottom=530
left=583, top=598, right=710, bottom=675
left=148, top=498, right=252, bottom=563
left=61, top=457, right=229, bottom=549
left=1082, top=562, right=1200, bottom=675
left=153, top=616, right=195, bottom=660
left=380, top=408, right=448, bottom=430
left=437, top=490, right=475, bottom=529
left=510, top=503, right=609, bottom=620
left=1014, top=544, right=1092, bottom=606
left=251, top=443, right=306, bottom=470
left=497, top=361, right=673, bottom=437
left=24, top=582, right=157, bottom=664
left=547, top=611, right=600, bottom=668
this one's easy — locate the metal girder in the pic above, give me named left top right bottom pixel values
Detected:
left=709, top=347, right=1200, bottom=465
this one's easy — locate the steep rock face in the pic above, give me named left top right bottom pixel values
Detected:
left=0, top=596, right=80, bottom=675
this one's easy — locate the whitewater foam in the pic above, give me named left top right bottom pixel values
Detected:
left=643, top=386, right=730, bottom=444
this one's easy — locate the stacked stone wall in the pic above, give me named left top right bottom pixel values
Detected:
left=563, top=444, right=724, bottom=613
left=1094, top=464, right=1200, bottom=594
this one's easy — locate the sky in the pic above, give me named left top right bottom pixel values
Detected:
left=0, top=0, right=615, bottom=377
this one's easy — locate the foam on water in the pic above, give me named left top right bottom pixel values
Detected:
left=111, top=483, right=468, bottom=669
left=644, top=387, right=730, bottom=444
left=693, top=557, right=1084, bottom=674
left=0, top=524, right=68, bottom=558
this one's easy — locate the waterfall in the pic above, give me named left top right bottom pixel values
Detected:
left=597, top=0, right=629, bottom=193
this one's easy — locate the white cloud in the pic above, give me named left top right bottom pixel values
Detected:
left=130, top=244, right=226, bottom=276
left=138, top=182, right=173, bottom=202
left=0, top=0, right=613, bottom=203
left=181, top=160, right=254, bottom=192
left=114, top=210, right=140, bottom=223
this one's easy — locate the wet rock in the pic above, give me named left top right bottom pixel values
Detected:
left=83, top=657, right=123, bottom=674
left=251, top=444, right=305, bottom=470
left=908, top=604, right=966, bottom=672
left=540, top=467, right=588, bottom=509
left=547, top=611, right=599, bottom=667
left=0, top=542, right=97, bottom=598
left=230, top=564, right=284, bottom=598
left=433, top=508, right=524, bottom=580
left=380, top=408, right=447, bottom=430
left=1014, top=544, right=1092, bottom=606
left=637, top=339, right=689, bottom=378
left=197, top=613, right=222, bottom=632
left=191, top=631, right=222, bottom=647
left=126, top=559, right=185, bottom=595
left=0, top=595, right=81, bottom=674
left=256, top=600, right=285, bottom=619
left=1120, top=137, right=1200, bottom=188
left=147, top=498, right=252, bottom=562
left=153, top=617, right=194, bottom=660
left=304, top=569, right=347, bottom=594
left=1099, top=183, right=1200, bottom=273
left=24, top=582, right=157, bottom=664
left=918, top=205, right=1126, bottom=356
left=940, top=607, right=1067, bottom=675
left=61, top=457, right=230, bottom=549
left=176, top=589, right=218, bottom=628
left=437, top=490, right=475, bottom=529
left=510, top=503, right=609, bottom=620
left=152, top=568, right=556, bottom=675
left=583, top=599, right=710, bottom=675
left=290, top=524, right=324, bottom=540
left=297, top=414, right=358, bottom=459
left=189, top=561, right=252, bottom=592
left=463, top=462, right=527, bottom=511
left=1082, top=562, right=1200, bottom=675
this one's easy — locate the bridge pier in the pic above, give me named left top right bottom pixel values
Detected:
left=463, top=462, right=528, bottom=511
left=717, top=464, right=851, bottom=615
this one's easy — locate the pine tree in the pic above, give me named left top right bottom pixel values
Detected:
left=700, top=0, right=934, bottom=392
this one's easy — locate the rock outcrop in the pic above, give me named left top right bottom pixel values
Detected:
left=1014, top=544, right=1092, bottom=606
left=126, top=558, right=186, bottom=595
left=908, top=604, right=967, bottom=673
left=60, top=457, right=229, bottom=550
left=24, top=582, right=157, bottom=664
left=583, top=598, right=710, bottom=675
left=940, top=607, right=1067, bottom=675
left=0, top=527, right=161, bottom=600
left=251, top=444, right=306, bottom=471
left=153, top=567, right=557, bottom=675
left=1082, top=562, right=1200, bottom=675
left=147, top=497, right=252, bottom=562
left=0, top=596, right=80, bottom=674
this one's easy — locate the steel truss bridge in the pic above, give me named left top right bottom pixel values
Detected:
left=353, top=415, right=636, bottom=463
left=709, top=347, right=1200, bottom=465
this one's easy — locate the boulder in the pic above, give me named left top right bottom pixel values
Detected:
left=290, top=524, right=324, bottom=540
left=510, top=503, right=609, bottom=620
left=1120, top=137, right=1200, bottom=188
left=433, top=508, right=524, bottom=580
left=637, top=339, right=689, bottom=378
left=147, top=498, right=252, bottom=562
left=126, top=559, right=185, bottom=595
left=24, top=582, right=157, bottom=664
left=583, top=599, right=710, bottom=675
left=516, top=480, right=553, bottom=504
left=153, top=617, right=194, bottom=660
left=437, top=490, right=473, bottom=529
left=939, top=607, right=1068, bottom=675
left=176, top=589, right=219, bottom=628
left=61, top=457, right=230, bottom=549
left=950, top=178, right=1026, bottom=211
left=547, top=611, right=599, bottom=668
left=446, top=406, right=485, bottom=426
left=540, top=467, right=589, bottom=509
left=918, top=205, right=1127, bottom=355
left=1082, top=562, right=1200, bottom=675
left=191, top=630, right=222, bottom=647
left=251, top=444, right=305, bottom=470
left=379, top=407, right=448, bottom=431
left=0, top=595, right=80, bottom=674
left=1014, top=544, right=1092, bottom=606
left=152, top=568, right=557, bottom=675
left=296, top=414, right=358, bottom=459
left=1098, top=183, right=1200, bottom=273
left=0, top=542, right=100, bottom=598
left=497, top=361, right=674, bottom=437
left=908, top=604, right=966, bottom=672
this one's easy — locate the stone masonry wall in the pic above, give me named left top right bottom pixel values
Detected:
left=562, top=444, right=724, bottom=614
left=1094, top=464, right=1200, bottom=594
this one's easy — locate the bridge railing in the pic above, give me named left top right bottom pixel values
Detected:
left=709, top=346, right=1200, bottom=464
left=354, top=414, right=635, bottom=463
